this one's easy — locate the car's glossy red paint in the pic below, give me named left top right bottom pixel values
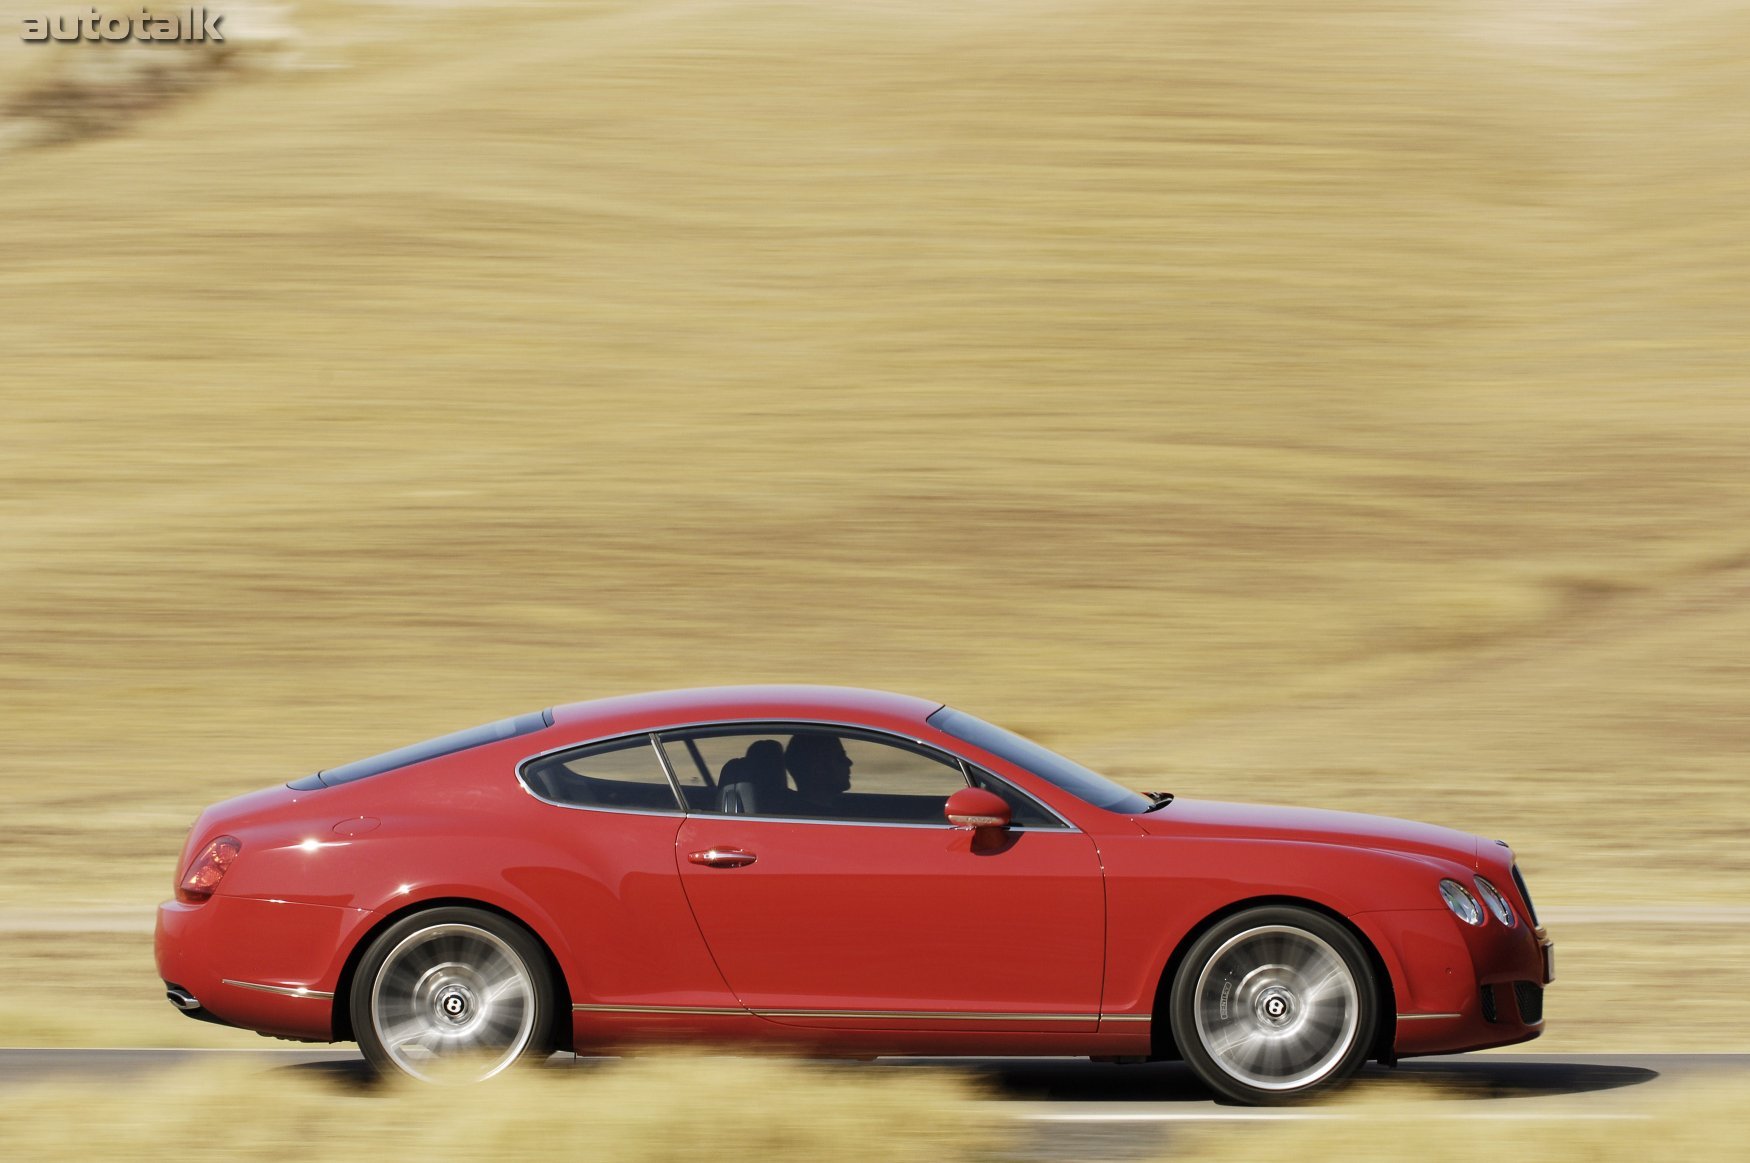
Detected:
left=155, top=685, right=1551, bottom=1078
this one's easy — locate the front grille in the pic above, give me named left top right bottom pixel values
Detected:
left=1511, top=864, right=1540, bottom=927
left=1513, top=981, right=1544, bottom=1025
left=1479, top=984, right=1498, bottom=1023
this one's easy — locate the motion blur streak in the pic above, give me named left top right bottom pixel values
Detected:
left=0, top=0, right=1747, bottom=1051
left=0, top=1058, right=1743, bottom=1162
left=0, top=1056, right=1003, bottom=1161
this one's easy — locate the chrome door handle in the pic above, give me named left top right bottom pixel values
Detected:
left=687, top=848, right=757, bottom=868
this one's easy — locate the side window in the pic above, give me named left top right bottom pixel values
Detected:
left=521, top=736, right=680, bottom=813
left=661, top=726, right=967, bottom=824
left=662, top=735, right=716, bottom=802
left=658, top=731, right=785, bottom=812
left=964, top=765, right=1067, bottom=829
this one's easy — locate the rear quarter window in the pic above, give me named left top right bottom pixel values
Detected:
left=519, top=736, right=681, bottom=813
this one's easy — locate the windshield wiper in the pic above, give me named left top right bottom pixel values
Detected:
left=1142, top=790, right=1175, bottom=812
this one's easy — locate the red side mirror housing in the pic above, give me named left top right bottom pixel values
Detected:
left=945, top=786, right=1012, bottom=831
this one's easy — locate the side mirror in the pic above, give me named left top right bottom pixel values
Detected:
left=945, top=786, right=1011, bottom=831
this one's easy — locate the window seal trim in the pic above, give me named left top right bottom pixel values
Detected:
left=648, top=730, right=689, bottom=809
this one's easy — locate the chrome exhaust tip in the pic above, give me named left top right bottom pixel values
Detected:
left=166, top=987, right=202, bottom=1012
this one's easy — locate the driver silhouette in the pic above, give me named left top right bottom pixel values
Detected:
left=783, top=733, right=854, bottom=813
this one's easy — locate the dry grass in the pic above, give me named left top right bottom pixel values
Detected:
left=0, top=932, right=249, bottom=1048
left=0, top=1054, right=1004, bottom=1161
left=0, top=3, right=304, bottom=149
left=1, top=0, right=1748, bottom=1048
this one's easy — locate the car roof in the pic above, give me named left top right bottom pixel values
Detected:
left=549, top=685, right=944, bottom=739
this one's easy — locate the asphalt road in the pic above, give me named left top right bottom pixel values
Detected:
left=0, top=1050, right=1740, bottom=1160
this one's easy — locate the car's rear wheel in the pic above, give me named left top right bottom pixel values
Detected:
left=351, top=907, right=554, bottom=1084
left=1169, top=906, right=1377, bottom=1105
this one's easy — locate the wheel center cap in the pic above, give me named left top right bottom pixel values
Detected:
left=1256, top=986, right=1295, bottom=1026
left=435, top=985, right=472, bottom=1023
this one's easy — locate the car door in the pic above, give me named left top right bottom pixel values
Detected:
left=515, top=733, right=743, bottom=1021
left=663, top=723, right=1106, bottom=1032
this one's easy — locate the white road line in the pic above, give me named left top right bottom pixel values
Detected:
left=1539, top=906, right=1750, bottom=924
left=1014, top=1109, right=1649, bottom=1123
left=1016, top=1108, right=1334, bottom=1122
left=0, top=909, right=156, bottom=934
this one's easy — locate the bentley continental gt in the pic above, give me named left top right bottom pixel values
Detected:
left=156, top=685, right=1553, bottom=1103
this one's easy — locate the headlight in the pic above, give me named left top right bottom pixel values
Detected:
left=1474, top=876, right=1516, bottom=926
left=1440, top=878, right=1485, bottom=925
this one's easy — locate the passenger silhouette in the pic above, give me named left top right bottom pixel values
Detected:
left=784, top=733, right=854, bottom=812
left=744, top=739, right=787, bottom=795
left=717, top=739, right=789, bottom=814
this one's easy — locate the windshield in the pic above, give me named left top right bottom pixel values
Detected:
left=927, top=707, right=1153, bottom=814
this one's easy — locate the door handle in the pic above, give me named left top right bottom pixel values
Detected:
left=687, top=847, right=757, bottom=868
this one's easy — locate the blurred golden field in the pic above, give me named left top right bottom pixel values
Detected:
left=0, top=1054, right=1746, bottom=1162
left=2, top=0, right=1749, bottom=1053
left=0, top=1055, right=1002, bottom=1161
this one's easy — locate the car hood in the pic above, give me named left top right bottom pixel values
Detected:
left=1134, top=797, right=1481, bottom=868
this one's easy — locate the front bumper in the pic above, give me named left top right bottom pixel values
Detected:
left=155, top=895, right=373, bottom=1041
left=1352, top=906, right=1552, bottom=1058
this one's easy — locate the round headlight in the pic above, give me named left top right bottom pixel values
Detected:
left=1440, top=878, right=1485, bottom=925
left=1474, top=876, right=1516, bottom=926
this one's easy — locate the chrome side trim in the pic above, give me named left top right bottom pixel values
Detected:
left=572, top=1002, right=1119, bottom=1023
left=1099, top=1015, right=1153, bottom=1023
left=678, top=813, right=1067, bottom=834
left=506, top=795, right=687, bottom=820
left=1395, top=1012, right=1463, bottom=1021
left=754, top=1009, right=1096, bottom=1022
left=573, top=1003, right=747, bottom=1016
left=223, top=978, right=334, bottom=1000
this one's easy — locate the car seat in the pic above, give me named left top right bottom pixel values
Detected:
left=716, top=740, right=787, bottom=814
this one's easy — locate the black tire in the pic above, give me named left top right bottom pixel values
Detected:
left=1169, top=906, right=1377, bottom=1105
left=350, top=906, right=556, bottom=1083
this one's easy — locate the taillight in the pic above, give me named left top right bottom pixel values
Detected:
left=177, top=836, right=241, bottom=902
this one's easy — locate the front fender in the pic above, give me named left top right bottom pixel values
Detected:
left=1100, top=836, right=1470, bottom=1018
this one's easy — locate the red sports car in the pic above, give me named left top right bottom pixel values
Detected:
left=156, top=685, right=1553, bottom=1102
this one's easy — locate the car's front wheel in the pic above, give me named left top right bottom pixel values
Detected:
left=1169, top=906, right=1378, bottom=1104
left=351, top=906, right=555, bottom=1083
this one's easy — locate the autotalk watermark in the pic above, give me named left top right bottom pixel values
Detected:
left=20, top=8, right=225, bottom=42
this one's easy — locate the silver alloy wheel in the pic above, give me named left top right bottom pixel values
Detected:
left=1190, top=924, right=1361, bottom=1092
left=369, top=922, right=537, bottom=1083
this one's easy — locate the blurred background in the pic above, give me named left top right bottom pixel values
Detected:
left=1, top=0, right=1747, bottom=1070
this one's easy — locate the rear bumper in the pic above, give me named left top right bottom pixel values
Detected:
left=1352, top=907, right=1552, bottom=1058
left=155, top=895, right=372, bottom=1041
